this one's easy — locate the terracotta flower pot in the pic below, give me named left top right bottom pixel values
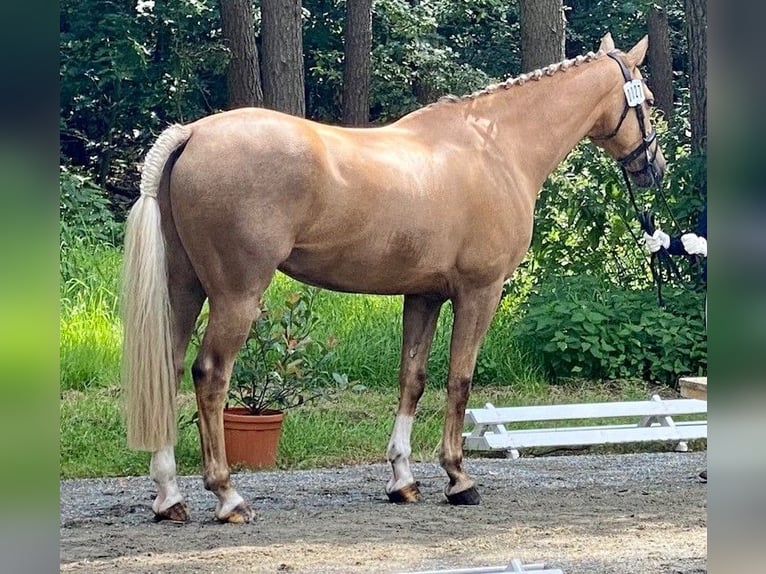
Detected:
left=222, top=407, right=285, bottom=469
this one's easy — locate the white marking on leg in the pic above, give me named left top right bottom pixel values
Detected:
left=386, top=414, right=415, bottom=493
left=214, top=488, right=247, bottom=521
left=150, top=445, right=184, bottom=514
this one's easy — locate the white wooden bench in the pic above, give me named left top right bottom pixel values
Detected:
left=462, top=394, right=707, bottom=459
left=402, top=558, right=564, bottom=574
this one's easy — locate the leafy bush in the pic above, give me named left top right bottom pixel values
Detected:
left=522, top=108, right=706, bottom=293
left=196, top=287, right=349, bottom=414
left=513, top=276, right=706, bottom=386
left=60, top=0, right=228, bottom=192
left=60, top=166, right=122, bottom=246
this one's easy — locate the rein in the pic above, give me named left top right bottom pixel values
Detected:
left=594, top=51, right=682, bottom=306
left=621, top=165, right=683, bottom=307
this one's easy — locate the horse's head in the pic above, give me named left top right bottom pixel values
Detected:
left=589, top=34, right=666, bottom=188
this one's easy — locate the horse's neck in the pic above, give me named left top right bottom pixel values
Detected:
left=425, top=61, right=615, bottom=195
left=489, top=66, right=614, bottom=189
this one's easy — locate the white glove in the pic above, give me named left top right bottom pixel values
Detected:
left=681, top=233, right=707, bottom=257
left=643, top=229, right=670, bottom=253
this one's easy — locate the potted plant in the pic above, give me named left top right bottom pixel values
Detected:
left=214, top=287, right=340, bottom=469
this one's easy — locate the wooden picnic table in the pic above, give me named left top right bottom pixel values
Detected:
left=679, top=376, right=707, bottom=400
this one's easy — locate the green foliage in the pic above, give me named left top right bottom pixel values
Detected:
left=435, top=0, right=520, bottom=79
left=60, top=0, right=227, bottom=191
left=206, top=287, right=347, bottom=414
left=514, top=276, right=707, bottom=386
left=60, top=169, right=124, bottom=391
left=60, top=166, right=122, bottom=250
left=515, top=107, right=706, bottom=302
left=566, top=0, right=689, bottom=96
left=59, top=239, right=122, bottom=392
left=369, top=0, right=494, bottom=121
left=303, top=0, right=345, bottom=120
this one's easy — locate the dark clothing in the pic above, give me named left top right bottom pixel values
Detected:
left=667, top=206, right=707, bottom=255
left=666, top=205, right=707, bottom=282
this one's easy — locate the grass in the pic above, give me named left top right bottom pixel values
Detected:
left=60, top=240, right=543, bottom=393
left=60, top=241, right=705, bottom=480
left=60, top=240, right=123, bottom=391
left=61, top=379, right=668, bottom=479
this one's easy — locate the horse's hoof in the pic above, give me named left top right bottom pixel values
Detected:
left=446, top=486, right=481, bottom=506
left=387, top=482, right=423, bottom=503
left=153, top=501, right=190, bottom=523
left=217, top=502, right=255, bottom=524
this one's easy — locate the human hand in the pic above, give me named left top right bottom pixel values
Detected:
left=681, top=233, right=707, bottom=257
left=643, top=229, right=670, bottom=253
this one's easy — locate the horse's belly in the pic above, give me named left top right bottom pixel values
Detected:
left=278, top=247, right=450, bottom=296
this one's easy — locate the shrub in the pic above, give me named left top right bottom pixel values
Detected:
left=194, top=287, right=349, bottom=414
left=60, top=166, right=122, bottom=250
left=513, top=276, right=706, bottom=386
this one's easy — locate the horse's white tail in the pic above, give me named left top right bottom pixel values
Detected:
left=121, top=124, right=192, bottom=451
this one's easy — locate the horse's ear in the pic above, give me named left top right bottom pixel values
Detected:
left=626, top=35, right=649, bottom=67
left=599, top=33, right=615, bottom=53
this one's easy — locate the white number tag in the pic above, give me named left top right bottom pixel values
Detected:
left=623, top=79, right=645, bottom=107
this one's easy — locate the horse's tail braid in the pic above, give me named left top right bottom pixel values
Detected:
left=121, top=124, right=191, bottom=451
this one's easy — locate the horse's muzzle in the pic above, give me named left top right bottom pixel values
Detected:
left=627, top=153, right=666, bottom=189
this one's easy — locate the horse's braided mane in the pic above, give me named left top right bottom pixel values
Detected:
left=436, top=50, right=605, bottom=106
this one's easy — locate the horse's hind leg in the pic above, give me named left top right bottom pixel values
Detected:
left=150, top=284, right=204, bottom=522
left=150, top=214, right=205, bottom=522
left=440, top=282, right=504, bottom=505
left=192, top=291, right=266, bottom=523
left=386, top=294, right=443, bottom=503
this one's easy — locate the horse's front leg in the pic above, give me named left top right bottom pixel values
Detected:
left=440, top=283, right=503, bottom=505
left=386, top=295, right=443, bottom=502
left=192, top=295, right=261, bottom=523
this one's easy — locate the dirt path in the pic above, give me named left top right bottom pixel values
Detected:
left=60, top=452, right=707, bottom=573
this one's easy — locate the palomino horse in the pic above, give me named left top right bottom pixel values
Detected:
left=122, top=33, right=665, bottom=523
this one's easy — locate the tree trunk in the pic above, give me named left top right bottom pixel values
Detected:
left=519, top=0, right=566, bottom=72
left=685, top=0, right=707, bottom=154
left=219, top=0, right=263, bottom=109
left=647, top=3, right=674, bottom=119
left=261, top=0, right=306, bottom=117
left=342, top=0, right=373, bottom=126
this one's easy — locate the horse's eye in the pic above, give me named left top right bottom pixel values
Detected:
left=646, top=98, right=655, bottom=108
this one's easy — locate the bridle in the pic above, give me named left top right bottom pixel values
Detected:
left=590, top=50, right=660, bottom=186
left=592, top=51, right=682, bottom=306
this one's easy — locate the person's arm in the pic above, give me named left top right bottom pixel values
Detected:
left=695, top=205, right=707, bottom=239
left=681, top=205, right=707, bottom=256
left=667, top=235, right=685, bottom=255
left=645, top=205, right=707, bottom=257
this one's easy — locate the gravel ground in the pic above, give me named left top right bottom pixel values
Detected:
left=60, top=451, right=707, bottom=573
